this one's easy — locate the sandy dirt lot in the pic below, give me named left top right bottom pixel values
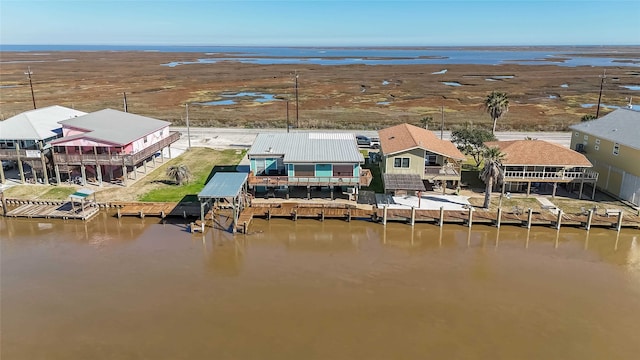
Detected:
left=1, top=48, right=639, bottom=131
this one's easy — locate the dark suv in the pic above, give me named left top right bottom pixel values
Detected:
left=356, top=135, right=371, bottom=147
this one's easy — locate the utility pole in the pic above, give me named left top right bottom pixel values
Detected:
left=295, top=71, right=299, bottom=128
left=123, top=92, right=128, bottom=112
left=596, top=69, right=606, bottom=118
left=25, top=67, right=36, bottom=109
left=286, top=100, right=290, bottom=133
left=185, top=103, right=191, bottom=149
left=440, top=104, right=445, bottom=140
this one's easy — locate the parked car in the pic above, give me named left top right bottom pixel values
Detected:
left=370, top=137, right=380, bottom=149
left=356, top=135, right=371, bottom=147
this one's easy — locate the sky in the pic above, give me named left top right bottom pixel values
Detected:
left=1, top=0, right=639, bottom=46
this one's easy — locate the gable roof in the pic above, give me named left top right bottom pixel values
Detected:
left=52, top=109, right=170, bottom=145
left=569, top=108, right=640, bottom=150
left=378, top=123, right=465, bottom=160
left=484, top=140, right=592, bottom=167
left=248, top=132, right=364, bottom=163
left=0, top=105, right=86, bottom=141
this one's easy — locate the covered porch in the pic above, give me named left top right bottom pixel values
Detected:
left=197, top=172, right=249, bottom=234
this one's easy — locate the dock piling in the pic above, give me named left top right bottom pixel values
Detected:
left=410, top=206, right=415, bottom=226
left=439, top=206, right=444, bottom=227
left=586, top=209, right=594, bottom=230
left=555, top=210, right=563, bottom=230
left=496, top=207, right=502, bottom=228
left=526, top=208, right=532, bottom=229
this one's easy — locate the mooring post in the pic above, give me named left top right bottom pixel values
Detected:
left=496, top=207, right=502, bottom=228
left=160, top=211, right=165, bottom=219
left=293, top=209, right=298, bottom=221
left=139, top=210, right=144, bottom=219
left=321, top=209, right=325, bottom=222
left=347, top=208, right=351, bottom=222
left=616, top=211, right=623, bottom=232
left=439, top=206, right=444, bottom=227
left=117, top=208, right=121, bottom=218
left=243, top=221, right=247, bottom=234
left=526, top=208, right=533, bottom=229
left=267, top=208, right=271, bottom=220
left=467, top=207, right=473, bottom=228
left=556, top=210, right=563, bottom=230
left=410, top=206, right=416, bottom=226
left=586, top=209, right=593, bottom=231
left=383, top=205, right=388, bottom=226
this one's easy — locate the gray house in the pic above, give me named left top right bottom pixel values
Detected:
left=0, top=105, right=86, bottom=184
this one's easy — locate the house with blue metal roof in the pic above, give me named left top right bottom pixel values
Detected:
left=246, top=132, right=372, bottom=198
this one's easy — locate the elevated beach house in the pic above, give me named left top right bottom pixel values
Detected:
left=378, top=123, right=465, bottom=194
left=247, top=132, right=372, bottom=199
left=49, top=109, right=181, bottom=186
left=569, top=108, right=640, bottom=206
left=0, top=105, right=87, bottom=184
left=484, top=139, right=597, bottom=199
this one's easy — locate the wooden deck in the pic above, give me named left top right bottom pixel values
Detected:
left=5, top=202, right=100, bottom=220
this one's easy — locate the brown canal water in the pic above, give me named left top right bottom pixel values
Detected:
left=1, top=211, right=640, bottom=359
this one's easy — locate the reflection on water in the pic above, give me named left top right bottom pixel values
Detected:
left=2, top=214, right=640, bottom=359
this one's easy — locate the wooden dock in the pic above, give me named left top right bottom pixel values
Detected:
left=113, top=202, right=201, bottom=219
left=5, top=201, right=100, bottom=220
left=232, top=204, right=640, bottom=234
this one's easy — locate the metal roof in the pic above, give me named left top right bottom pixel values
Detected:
left=383, top=173, right=426, bottom=191
left=569, top=108, right=640, bottom=150
left=248, top=132, right=364, bottom=163
left=55, top=109, right=171, bottom=145
left=0, top=105, right=86, bottom=141
left=198, top=172, right=248, bottom=199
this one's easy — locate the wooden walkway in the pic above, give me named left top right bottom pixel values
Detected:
left=233, top=204, right=640, bottom=234
left=5, top=202, right=100, bottom=220
left=113, top=202, right=201, bottom=218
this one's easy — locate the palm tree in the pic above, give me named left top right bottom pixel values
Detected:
left=420, top=116, right=433, bottom=129
left=479, top=146, right=505, bottom=209
left=166, top=164, right=192, bottom=185
left=484, top=91, right=509, bottom=134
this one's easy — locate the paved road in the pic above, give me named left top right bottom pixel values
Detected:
left=171, top=126, right=573, bottom=151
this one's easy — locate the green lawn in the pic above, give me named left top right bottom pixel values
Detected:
left=139, top=149, right=246, bottom=202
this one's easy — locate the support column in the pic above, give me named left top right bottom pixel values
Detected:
left=591, top=181, right=597, bottom=200
left=552, top=182, right=557, bottom=199
left=96, top=164, right=103, bottom=186
left=330, top=186, right=334, bottom=200
left=526, top=182, right=531, bottom=197
left=39, top=143, right=49, bottom=185
left=55, top=164, right=61, bottom=185
left=307, top=186, right=310, bottom=200
left=80, top=164, right=87, bottom=185
left=0, top=165, right=4, bottom=184
left=579, top=179, right=584, bottom=200
left=16, top=142, right=25, bottom=183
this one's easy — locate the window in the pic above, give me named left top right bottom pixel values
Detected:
left=294, top=164, right=315, bottom=176
left=333, top=164, right=353, bottom=177
left=613, top=143, right=620, bottom=156
left=425, top=154, right=437, bottom=165
left=394, top=157, right=410, bottom=168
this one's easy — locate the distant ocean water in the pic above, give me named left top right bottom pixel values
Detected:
left=1, top=45, right=639, bottom=67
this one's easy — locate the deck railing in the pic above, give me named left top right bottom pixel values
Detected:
left=52, top=132, right=181, bottom=166
left=0, top=148, right=46, bottom=160
left=504, top=169, right=598, bottom=181
left=424, top=165, right=461, bottom=179
left=248, top=169, right=373, bottom=187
